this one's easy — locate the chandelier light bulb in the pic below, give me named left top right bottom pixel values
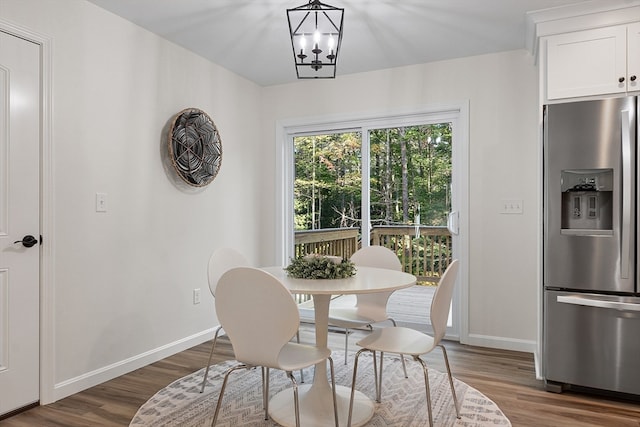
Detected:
left=297, top=36, right=308, bottom=61
left=326, top=35, right=336, bottom=61
left=312, top=29, right=322, bottom=55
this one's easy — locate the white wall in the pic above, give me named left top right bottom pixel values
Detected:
left=1, top=0, right=541, bottom=403
left=1, top=0, right=264, bottom=401
left=260, top=50, right=541, bottom=352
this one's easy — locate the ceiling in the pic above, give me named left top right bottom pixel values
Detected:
left=86, top=0, right=619, bottom=87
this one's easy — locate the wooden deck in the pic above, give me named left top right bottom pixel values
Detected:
left=387, top=284, right=435, bottom=331
left=299, top=284, right=436, bottom=333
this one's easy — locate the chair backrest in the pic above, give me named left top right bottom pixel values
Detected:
left=215, top=267, right=300, bottom=368
left=430, top=259, right=459, bottom=344
left=350, top=245, right=402, bottom=271
left=207, top=248, right=249, bottom=297
left=350, top=246, right=402, bottom=319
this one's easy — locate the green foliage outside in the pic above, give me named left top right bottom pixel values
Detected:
left=294, top=124, right=452, bottom=230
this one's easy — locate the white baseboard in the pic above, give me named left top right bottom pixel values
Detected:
left=534, top=350, right=543, bottom=380
left=51, top=328, right=216, bottom=402
left=463, top=333, right=537, bottom=354
left=50, top=328, right=539, bottom=403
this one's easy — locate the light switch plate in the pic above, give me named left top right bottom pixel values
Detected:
left=500, top=199, right=523, bottom=214
left=96, top=193, right=108, bottom=212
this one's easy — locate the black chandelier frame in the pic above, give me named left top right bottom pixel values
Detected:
left=287, top=0, right=344, bottom=79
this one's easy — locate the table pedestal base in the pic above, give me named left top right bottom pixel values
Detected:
left=268, top=384, right=374, bottom=427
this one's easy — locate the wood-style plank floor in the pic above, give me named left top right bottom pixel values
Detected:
left=2, top=328, right=640, bottom=426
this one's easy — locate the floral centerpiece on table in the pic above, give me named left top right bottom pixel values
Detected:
left=285, top=254, right=356, bottom=279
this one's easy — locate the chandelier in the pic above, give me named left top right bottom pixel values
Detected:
left=287, top=0, right=344, bottom=79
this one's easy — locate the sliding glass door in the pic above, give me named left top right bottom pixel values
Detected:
left=279, top=104, right=467, bottom=337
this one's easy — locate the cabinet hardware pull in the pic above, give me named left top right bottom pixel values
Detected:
left=618, top=77, right=625, bottom=83
left=631, top=75, right=637, bottom=82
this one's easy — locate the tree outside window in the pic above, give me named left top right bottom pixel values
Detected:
left=294, top=124, right=452, bottom=231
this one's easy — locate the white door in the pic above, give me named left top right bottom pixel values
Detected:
left=0, top=31, right=41, bottom=415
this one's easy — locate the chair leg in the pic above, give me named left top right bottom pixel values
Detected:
left=328, top=356, right=339, bottom=427
left=372, top=350, right=379, bottom=401
left=295, top=331, right=305, bottom=383
left=200, top=325, right=224, bottom=393
left=211, top=364, right=247, bottom=427
left=389, top=318, right=408, bottom=378
left=377, top=351, right=385, bottom=402
left=414, top=356, right=434, bottom=427
left=262, top=367, right=270, bottom=420
left=344, top=328, right=350, bottom=365
left=286, top=371, right=301, bottom=427
left=439, top=344, right=461, bottom=418
left=347, top=348, right=369, bottom=427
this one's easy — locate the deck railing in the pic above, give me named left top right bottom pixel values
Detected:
left=370, top=225, right=452, bottom=284
left=293, top=227, right=359, bottom=259
left=293, top=225, right=452, bottom=285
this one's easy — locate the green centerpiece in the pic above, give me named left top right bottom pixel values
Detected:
left=285, top=254, right=356, bottom=279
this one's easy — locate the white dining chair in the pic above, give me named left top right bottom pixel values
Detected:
left=199, top=247, right=249, bottom=393
left=328, top=245, right=407, bottom=375
left=346, top=259, right=461, bottom=427
left=211, top=267, right=339, bottom=427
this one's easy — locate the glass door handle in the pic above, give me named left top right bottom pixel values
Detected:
left=447, top=211, right=459, bottom=235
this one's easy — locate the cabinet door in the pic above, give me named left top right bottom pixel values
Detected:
left=546, top=26, right=627, bottom=100
left=628, top=22, right=640, bottom=93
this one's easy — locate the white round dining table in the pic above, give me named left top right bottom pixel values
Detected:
left=260, top=265, right=417, bottom=427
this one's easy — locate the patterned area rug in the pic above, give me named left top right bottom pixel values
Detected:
left=130, top=351, right=511, bottom=427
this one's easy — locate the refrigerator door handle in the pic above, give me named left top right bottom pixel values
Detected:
left=557, top=295, right=640, bottom=312
left=620, top=108, right=632, bottom=279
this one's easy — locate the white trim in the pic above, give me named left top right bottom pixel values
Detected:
left=52, top=329, right=216, bottom=401
left=0, top=19, right=55, bottom=405
left=453, top=101, right=470, bottom=345
left=277, top=104, right=465, bottom=136
left=535, top=43, right=546, bottom=382
left=274, top=124, right=293, bottom=266
left=534, top=352, right=543, bottom=381
left=533, top=4, right=640, bottom=38
left=361, top=129, right=371, bottom=243
left=465, top=333, right=537, bottom=354
left=275, top=101, right=470, bottom=343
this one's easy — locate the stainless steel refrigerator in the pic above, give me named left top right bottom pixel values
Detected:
left=543, top=95, right=640, bottom=395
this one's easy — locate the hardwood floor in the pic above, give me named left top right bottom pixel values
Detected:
left=2, top=330, right=640, bottom=426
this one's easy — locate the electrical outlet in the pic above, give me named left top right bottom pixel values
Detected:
left=193, top=288, right=201, bottom=305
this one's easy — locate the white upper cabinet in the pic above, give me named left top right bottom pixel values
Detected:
left=546, top=24, right=638, bottom=100
left=628, top=22, right=640, bottom=93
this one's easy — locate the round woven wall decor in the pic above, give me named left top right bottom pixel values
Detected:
left=168, top=108, right=222, bottom=187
